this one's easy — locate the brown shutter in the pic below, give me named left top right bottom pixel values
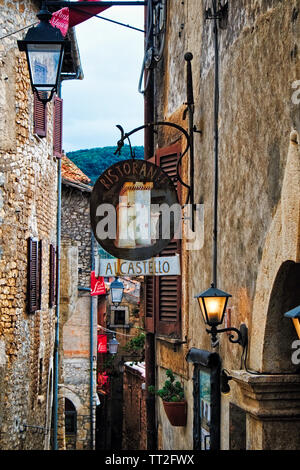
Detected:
left=49, top=244, right=56, bottom=308
left=34, top=92, right=47, bottom=137
left=38, top=240, right=43, bottom=310
left=155, top=143, right=182, bottom=338
left=28, top=237, right=39, bottom=314
left=145, top=155, right=156, bottom=333
left=53, top=97, right=63, bottom=157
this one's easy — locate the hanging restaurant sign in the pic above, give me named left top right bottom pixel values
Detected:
left=90, top=159, right=179, bottom=261
left=97, top=334, right=108, bottom=354
left=90, top=271, right=106, bottom=296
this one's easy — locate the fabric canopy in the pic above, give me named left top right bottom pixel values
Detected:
left=50, top=0, right=110, bottom=36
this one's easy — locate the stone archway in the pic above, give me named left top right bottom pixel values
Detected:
left=262, top=260, right=300, bottom=372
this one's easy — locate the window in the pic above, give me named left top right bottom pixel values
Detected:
left=33, top=91, right=47, bottom=137
left=65, top=398, right=77, bottom=435
left=27, top=237, right=42, bottom=314
left=145, top=143, right=182, bottom=338
left=110, top=306, right=129, bottom=327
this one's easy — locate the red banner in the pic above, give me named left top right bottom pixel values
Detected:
left=91, top=271, right=106, bottom=296
left=51, top=0, right=110, bottom=36
left=97, top=334, right=108, bottom=353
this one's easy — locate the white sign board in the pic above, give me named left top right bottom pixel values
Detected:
left=96, top=255, right=181, bottom=277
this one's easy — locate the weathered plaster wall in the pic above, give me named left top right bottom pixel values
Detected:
left=59, top=232, right=97, bottom=450
left=0, top=0, right=58, bottom=450
left=153, top=0, right=300, bottom=450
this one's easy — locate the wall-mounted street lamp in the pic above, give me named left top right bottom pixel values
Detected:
left=108, top=334, right=120, bottom=355
left=195, top=284, right=248, bottom=348
left=17, top=2, right=68, bottom=104
left=110, top=278, right=124, bottom=307
left=284, top=305, right=300, bottom=340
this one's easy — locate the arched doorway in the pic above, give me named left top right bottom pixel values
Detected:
left=65, top=398, right=77, bottom=450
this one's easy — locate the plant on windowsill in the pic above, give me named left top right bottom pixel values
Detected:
left=148, top=369, right=187, bottom=427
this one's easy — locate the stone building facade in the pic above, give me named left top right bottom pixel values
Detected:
left=143, top=0, right=300, bottom=451
left=0, top=1, right=81, bottom=450
left=58, top=156, right=97, bottom=450
left=122, top=362, right=146, bottom=451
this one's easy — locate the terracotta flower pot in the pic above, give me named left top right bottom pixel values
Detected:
left=163, top=400, right=187, bottom=426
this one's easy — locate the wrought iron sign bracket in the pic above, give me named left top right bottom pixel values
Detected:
left=115, top=52, right=199, bottom=229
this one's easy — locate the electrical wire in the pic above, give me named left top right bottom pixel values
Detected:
left=98, top=325, right=145, bottom=337
left=242, top=339, right=300, bottom=376
left=69, top=6, right=145, bottom=33
left=0, top=22, right=39, bottom=41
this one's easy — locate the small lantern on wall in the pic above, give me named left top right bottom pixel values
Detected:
left=17, top=3, right=68, bottom=103
left=195, top=283, right=232, bottom=327
left=110, top=278, right=124, bottom=307
left=108, top=334, right=119, bottom=355
left=284, top=305, right=300, bottom=339
left=194, top=283, right=248, bottom=348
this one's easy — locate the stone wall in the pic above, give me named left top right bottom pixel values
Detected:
left=0, top=0, right=58, bottom=450
left=59, top=231, right=97, bottom=450
left=61, top=184, right=92, bottom=288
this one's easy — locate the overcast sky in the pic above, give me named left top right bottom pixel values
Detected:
left=61, top=6, right=145, bottom=153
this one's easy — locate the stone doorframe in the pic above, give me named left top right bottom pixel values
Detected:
left=230, top=131, right=300, bottom=450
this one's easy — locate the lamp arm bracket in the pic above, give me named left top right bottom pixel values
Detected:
left=206, top=323, right=248, bottom=348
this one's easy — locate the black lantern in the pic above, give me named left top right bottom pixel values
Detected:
left=110, top=278, right=124, bottom=307
left=108, top=334, right=119, bottom=355
left=17, top=3, right=68, bottom=103
left=195, top=283, right=248, bottom=348
left=284, top=305, right=300, bottom=340
left=195, top=283, right=231, bottom=327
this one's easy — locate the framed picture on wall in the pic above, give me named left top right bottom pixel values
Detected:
left=186, top=348, right=221, bottom=451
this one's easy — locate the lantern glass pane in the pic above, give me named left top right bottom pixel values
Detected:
left=204, top=296, right=227, bottom=326
left=197, top=297, right=207, bottom=324
left=108, top=338, right=119, bottom=355
left=27, top=43, right=62, bottom=90
left=293, top=318, right=300, bottom=340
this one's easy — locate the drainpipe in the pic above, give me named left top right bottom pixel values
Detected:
left=212, top=0, right=219, bottom=288
left=53, top=148, right=62, bottom=451
left=90, top=232, right=95, bottom=449
left=143, top=1, right=157, bottom=451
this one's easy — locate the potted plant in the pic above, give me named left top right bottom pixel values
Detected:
left=148, top=369, right=187, bottom=426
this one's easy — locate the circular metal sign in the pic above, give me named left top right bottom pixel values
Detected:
left=90, top=159, right=178, bottom=260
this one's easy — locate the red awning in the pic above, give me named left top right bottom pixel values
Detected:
left=51, top=0, right=110, bottom=36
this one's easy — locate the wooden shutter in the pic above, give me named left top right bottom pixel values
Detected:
left=53, top=97, right=63, bottom=157
left=145, top=155, right=156, bottom=333
left=28, top=237, right=39, bottom=314
left=155, top=143, right=182, bottom=337
left=37, top=240, right=43, bottom=310
left=34, top=92, right=47, bottom=137
left=49, top=244, right=56, bottom=308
